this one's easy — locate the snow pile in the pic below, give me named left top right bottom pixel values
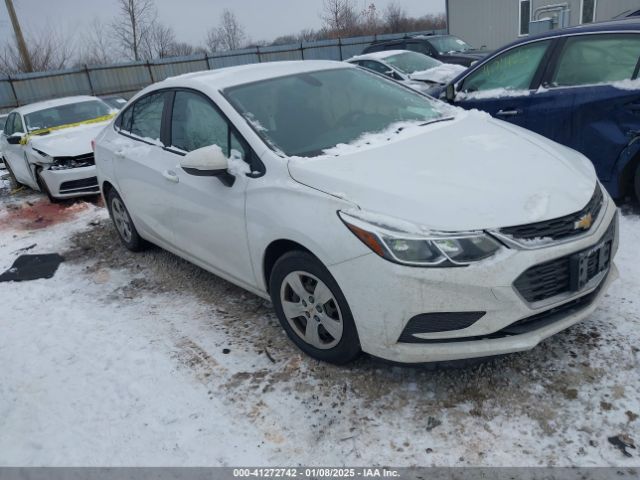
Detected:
left=611, top=78, right=640, bottom=91
left=227, top=149, right=252, bottom=176
left=410, top=64, right=466, bottom=84
left=457, top=88, right=532, bottom=100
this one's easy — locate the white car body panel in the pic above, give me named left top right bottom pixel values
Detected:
left=94, top=61, right=618, bottom=363
left=288, top=112, right=596, bottom=231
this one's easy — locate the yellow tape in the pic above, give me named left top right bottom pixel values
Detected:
left=20, top=113, right=116, bottom=145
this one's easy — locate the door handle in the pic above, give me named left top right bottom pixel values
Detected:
left=114, top=150, right=125, bottom=159
left=496, top=109, right=522, bottom=117
left=162, top=170, right=179, bottom=183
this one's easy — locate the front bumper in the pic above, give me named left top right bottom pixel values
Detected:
left=329, top=194, right=619, bottom=363
left=39, top=165, right=99, bottom=199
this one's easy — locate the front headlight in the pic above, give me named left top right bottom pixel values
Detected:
left=338, top=210, right=503, bottom=267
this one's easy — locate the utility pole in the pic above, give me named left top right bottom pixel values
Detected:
left=4, top=0, right=33, bottom=72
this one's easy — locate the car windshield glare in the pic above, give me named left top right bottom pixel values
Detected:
left=224, top=67, right=453, bottom=157
left=429, top=35, right=472, bottom=54
left=25, top=100, right=112, bottom=132
left=385, top=52, right=442, bottom=74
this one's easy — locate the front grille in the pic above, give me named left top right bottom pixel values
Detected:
left=50, top=153, right=95, bottom=171
left=59, top=176, right=99, bottom=193
left=514, top=215, right=615, bottom=303
left=500, top=184, right=603, bottom=242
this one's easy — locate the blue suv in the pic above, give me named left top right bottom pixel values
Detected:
left=440, top=19, right=640, bottom=203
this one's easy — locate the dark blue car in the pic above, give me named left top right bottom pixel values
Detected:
left=439, top=19, right=640, bottom=203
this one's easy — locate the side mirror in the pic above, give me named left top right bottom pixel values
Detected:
left=180, top=144, right=228, bottom=177
left=470, top=60, right=478, bottom=67
left=6, top=133, right=23, bottom=145
left=445, top=83, right=456, bottom=102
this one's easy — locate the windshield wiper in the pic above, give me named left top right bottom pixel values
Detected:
left=419, top=117, right=455, bottom=127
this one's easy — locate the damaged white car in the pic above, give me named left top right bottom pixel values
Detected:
left=347, top=50, right=466, bottom=96
left=0, top=96, right=114, bottom=201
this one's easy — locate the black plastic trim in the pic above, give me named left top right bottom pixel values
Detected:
left=398, top=312, right=486, bottom=343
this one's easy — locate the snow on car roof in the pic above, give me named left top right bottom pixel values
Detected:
left=156, top=60, right=354, bottom=91
left=347, top=50, right=410, bottom=62
left=15, top=95, right=101, bottom=116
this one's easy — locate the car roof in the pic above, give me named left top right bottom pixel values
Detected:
left=347, top=50, right=412, bottom=62
left=500, top=18, right=640, bottom=49
left=369, top=34, right=448, bottom=45
left=154, top=60, right=352, bottom=92
left=15, top=95, right=101, bottom=116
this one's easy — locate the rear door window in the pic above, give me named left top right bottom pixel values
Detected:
left=461, top=40, right=551, bottom=92
left=551, top=34, right=640, bottom=87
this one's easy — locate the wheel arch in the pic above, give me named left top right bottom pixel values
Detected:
left=618, top=145, right=640, bottom=199
left=263, top=239, right=316, bottom=294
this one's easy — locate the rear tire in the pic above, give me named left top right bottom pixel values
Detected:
left=269, top=251, right=361, bottom=364
left=106, top=188, right=146, bottom=252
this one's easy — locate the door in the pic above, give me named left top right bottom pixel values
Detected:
left=2, top=113, right=34, bottom=186
left=164, top=89, right=255, bottom=286
left=539, top=33, right=640, bottom=184
left=112, top=91, right=177, bottom=244
left=453, top=40, right=553, bottom=130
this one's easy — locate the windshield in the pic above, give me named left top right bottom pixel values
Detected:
left=384, top=51, right=442, bottom=75
left=225, top=67, right=452, bottom=157
left=25, top=100, right=112, bottom=132
left=429, top=35, right=472, bottom=54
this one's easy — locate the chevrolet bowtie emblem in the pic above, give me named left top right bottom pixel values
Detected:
left=575, top=212, right=593, bottom=230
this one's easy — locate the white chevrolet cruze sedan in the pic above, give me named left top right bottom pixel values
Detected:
left=94, top=61, right=619, bottom=365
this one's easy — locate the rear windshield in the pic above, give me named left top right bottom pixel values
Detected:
left=224, top=67, right=452, bottom=157
left=429, top=36, right=472, bottom=54
left=25, top=100, right=112, bottom=132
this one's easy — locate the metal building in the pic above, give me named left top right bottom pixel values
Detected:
left=446, top=0, right=640, bottom=50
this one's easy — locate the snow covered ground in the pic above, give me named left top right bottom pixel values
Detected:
left=0, top=173, right=639, bottom=467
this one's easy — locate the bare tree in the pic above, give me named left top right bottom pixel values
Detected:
left=169, top=42, right=195, bottom=57
left=112, top=0, right=157, bottom=61
left=76, top=18, right=114, bottom=66
left=360, top=3, right=379, bottom=35
left=210, top=8, right=247, bottom=52
left=383, top=1, right=408, bottom=32
left=0, top=27, right=74, bottom=74
left=320, top=0, right=360, bottom=37
left=141, top=22, right=176, bottom=59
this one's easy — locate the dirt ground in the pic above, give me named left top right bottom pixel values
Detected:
left=1, top=172, right=639, bottom=466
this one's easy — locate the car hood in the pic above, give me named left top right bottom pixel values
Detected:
left=28, top=122, right=109, bottom=157
left=287, top=112, right=597, bottom=231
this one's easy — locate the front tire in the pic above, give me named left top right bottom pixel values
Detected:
left=106, top=189, right=146, bottom=251
left=36, top=169, right=61, bottom=203
left=3, top=158, right=23, bottom=188
left=269, top=251, right=361, bottom=364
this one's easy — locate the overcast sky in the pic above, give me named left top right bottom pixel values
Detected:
left=0, top=0, right=445, bottom=49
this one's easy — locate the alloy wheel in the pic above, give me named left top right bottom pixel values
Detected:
left=279, top=271, right=344, bottom=349
left=111, top=197, right=133, bottom=243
